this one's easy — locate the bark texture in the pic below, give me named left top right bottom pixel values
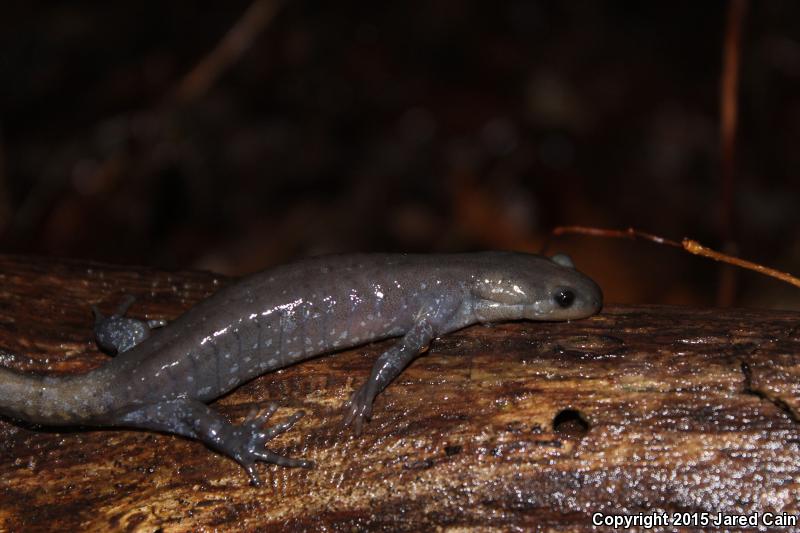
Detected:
left=0, top=255, right=798, bottom=531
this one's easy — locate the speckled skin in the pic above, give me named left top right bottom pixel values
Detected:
left=0, top=252, right=602, bottom=484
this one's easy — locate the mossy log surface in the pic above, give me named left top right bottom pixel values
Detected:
left=0, top=255, right=798, bottom=531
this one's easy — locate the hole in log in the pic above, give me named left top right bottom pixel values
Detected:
left=552, top=409, right=590, bottom=437
left=444, top=445, right=462, bottom=456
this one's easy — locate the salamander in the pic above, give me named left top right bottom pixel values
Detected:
left=0, top=252, right=602, bottom=484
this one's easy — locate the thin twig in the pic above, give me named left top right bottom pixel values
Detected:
left=551, top=225, right=800, bottom=290
left=683, top=239, right=800, bottom=290
left=67, top=0, right=284, bottom=218
left=720, top=0, right=747, bottom=234
left=717, top=0, right=748, bottom=305
left=551, top=226, right=682, bottom=248
left=172, top=0, right=283, bottom=105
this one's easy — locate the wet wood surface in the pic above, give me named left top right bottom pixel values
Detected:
left=0, top=254, right=798, bottom=531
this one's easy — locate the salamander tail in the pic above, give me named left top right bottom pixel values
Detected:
left=0, top=364, right=109, bottom=425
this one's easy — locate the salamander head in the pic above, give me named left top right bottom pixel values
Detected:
left=471, top=252, right=603, bottom=322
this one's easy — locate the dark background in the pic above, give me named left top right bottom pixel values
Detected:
left=1, top=1, right=798, bottom=309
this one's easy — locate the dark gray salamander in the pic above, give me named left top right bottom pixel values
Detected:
left=0, top=252, right=602, bottom=484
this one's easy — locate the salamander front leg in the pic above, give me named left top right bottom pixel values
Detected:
left=342, top=318, right=435, bottom=435
left=92, top=295, right=167, bottom=354
left=115, top=400, right=313, bottom=485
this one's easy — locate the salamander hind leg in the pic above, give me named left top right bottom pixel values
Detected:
left=114, top=400, right=313, bottom=485
left=92, top=295, right=167, bottom=355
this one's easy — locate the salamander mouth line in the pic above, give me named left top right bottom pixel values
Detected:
left=472, top=300, right=597, bottom=322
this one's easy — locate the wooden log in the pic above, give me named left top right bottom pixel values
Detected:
left=0, top=254, right=798, bottom=531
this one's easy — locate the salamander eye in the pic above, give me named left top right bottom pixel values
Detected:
left=554, top=288, right=575, bottom=308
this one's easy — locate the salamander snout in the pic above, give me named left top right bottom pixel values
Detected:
left=548, top=275, right=603, bottom=320
left=471, top=252, right=603, bottom=323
